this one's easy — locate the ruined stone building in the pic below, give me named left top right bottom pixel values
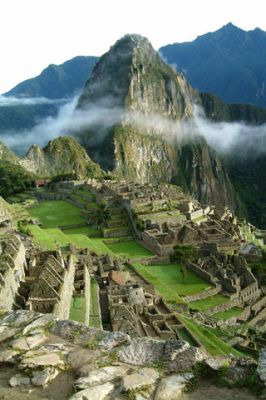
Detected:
left=189, top=250, right=260, bottom=305
left=107, top=281, right=197, bottom=343
left=0, top=234, right=26, bottom=310
left=26, top=250, right=75, bottom=319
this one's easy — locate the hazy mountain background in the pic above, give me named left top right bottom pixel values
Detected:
left=4, top=56, right=98, bottom=99
left=160, top=23, right=266, bottom=108
left=1, top=25, right=266, bottom=227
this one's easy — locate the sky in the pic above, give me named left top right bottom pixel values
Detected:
left=0, top=0, right=265, bottom=94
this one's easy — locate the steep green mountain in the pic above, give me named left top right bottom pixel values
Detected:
left=0, top=141, right=19, bottom=163
left=21, top=136, right=103, bottom=178
left=200, top=92, right=266, bottom=123
left=160, top=23, right=266, bottom=107
left=199, top=92, right=266, bottom=228
left=5, top=56, right=98, bottom=99
left=75, top=34, right=235, bottom=209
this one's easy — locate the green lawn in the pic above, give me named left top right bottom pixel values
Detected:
left=213, top=307, right=243, bottom=320
left=89, top=280, right=102, bottom=328
left=44, top=228, right=71, bottom=247
left=189, top=295, right=229, bottom=312
left=63, top=226, right=99, bottom=236
left=67, top=234, right=114, bottom=255
left=26, top=225, right=72, bottom=250
left=28, top=200, right=85, bottom=228
left=179, top=315, right=243, bottom=357
left=69, top=296, right=86, bottom=323
left=106, top=240, right=153, bottom=258
left=26, top=225, right=57, bottom=250
left=132, top=263, right=211, bottom=304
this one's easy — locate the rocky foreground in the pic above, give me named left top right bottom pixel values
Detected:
left=0, top=311, right=264, bottom=399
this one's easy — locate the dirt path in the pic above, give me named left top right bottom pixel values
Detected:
left=180, top=382, right=258, bottom=400
left=0, top=366, right=75, bottom=400
left=0, top=367, right=260, bottom=400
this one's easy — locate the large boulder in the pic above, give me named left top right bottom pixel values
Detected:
left=154, top=373, right=194, bottom=400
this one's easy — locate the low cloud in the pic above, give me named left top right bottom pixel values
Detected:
left=0, top=95, right=65, bottom=107
left=193, top=106, right=266, bottom=157
left=1, top=94, right=266, bottom=160
left=0, top=95, right=123, bottom=155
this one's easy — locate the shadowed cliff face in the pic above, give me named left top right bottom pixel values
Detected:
left=74, top=34, right=235, bottom=209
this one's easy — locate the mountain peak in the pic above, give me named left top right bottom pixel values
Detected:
left=106, top=33, right=155, bottom=62
left=221, top=22, right=238, bottom=30
left=115, top=33, right=149, bottom=45
left=212, top=22, right=245, bottom=37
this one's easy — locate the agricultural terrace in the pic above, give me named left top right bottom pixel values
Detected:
left=213, top=307, right=244, bottom=320
left=27, top=200, right=152, bottom=258
left=132, top=263, right=212, bottom=305
left=179, top=315, right=242, bottom=357
left=28, top=200, right=84, bottom=228
left=189, top=295, right=229, bottom=312
left=106, top=240, right=153, bottom=258
left=69, top=296, right=86, bottom=323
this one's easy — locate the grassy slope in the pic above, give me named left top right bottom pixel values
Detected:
left=179, top=316, right=242, bottom=357
left=213, top=307, right=243, bottom=320
left=189, top=295, right=229, bottom=312
left=67, top=234, right=114, bottom=255
left=63, top=226, right=99, bottom=236
left=69, top=296, right=85, bottom=323
left=28, top=200, right=85, bottom=227
left=106, top=240, right=153, bottom=258
left=26, top=225, right=57, bottom=250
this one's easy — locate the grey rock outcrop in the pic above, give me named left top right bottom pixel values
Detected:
left=122, top=367, right=159, bottom=391
left=154, top=373, right=194, bottom=400
left=258, top=349, right=266, bottom=385
left=69, top=382, right=114, bottom=400
left=9, top=373, right=31, bottom=387
left=75, top=365, right=129, bottom=389
left=0, top=310, right=257, bottom=399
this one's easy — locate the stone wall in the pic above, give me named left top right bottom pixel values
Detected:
left=60, top=223, right=88, bottom=230
left=251, top=296, right=266, bottom=315
left=142, top=232, right=174, bottom=256
left=0, top=236, right=26, bottom=310
left=249, top=307, right=266, bottom=326
left=53, top=255, right=75, bottom=319
left=203, top=298, right=240, bottom=317
left=187, top=262, right=216, bottom=285
left=84, top=266, right=91, bottom=326
left=240, top=283, right=261, bottom=304
left=183, top=285, right=222, bottom=303
left=103, top=227, right=131, bottom=238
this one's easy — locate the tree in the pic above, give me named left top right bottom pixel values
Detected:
left=170, top=244, right=197, bottom=282
left=0, top=161, right=35, bottom=198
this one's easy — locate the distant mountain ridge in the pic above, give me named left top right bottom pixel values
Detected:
left=159, top=23, right=266, bottom=108
left=5, top=56, right=98, bottom=99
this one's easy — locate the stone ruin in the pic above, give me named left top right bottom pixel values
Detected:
left=0, top=236, right=77, bottom=321
left=0, top=234, right=26, bottom=310
left=190, top=246, right=261, bottom=306
left=106, top=281, right=196, bottom=343
left=25, top=249, right=75, bottom=319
